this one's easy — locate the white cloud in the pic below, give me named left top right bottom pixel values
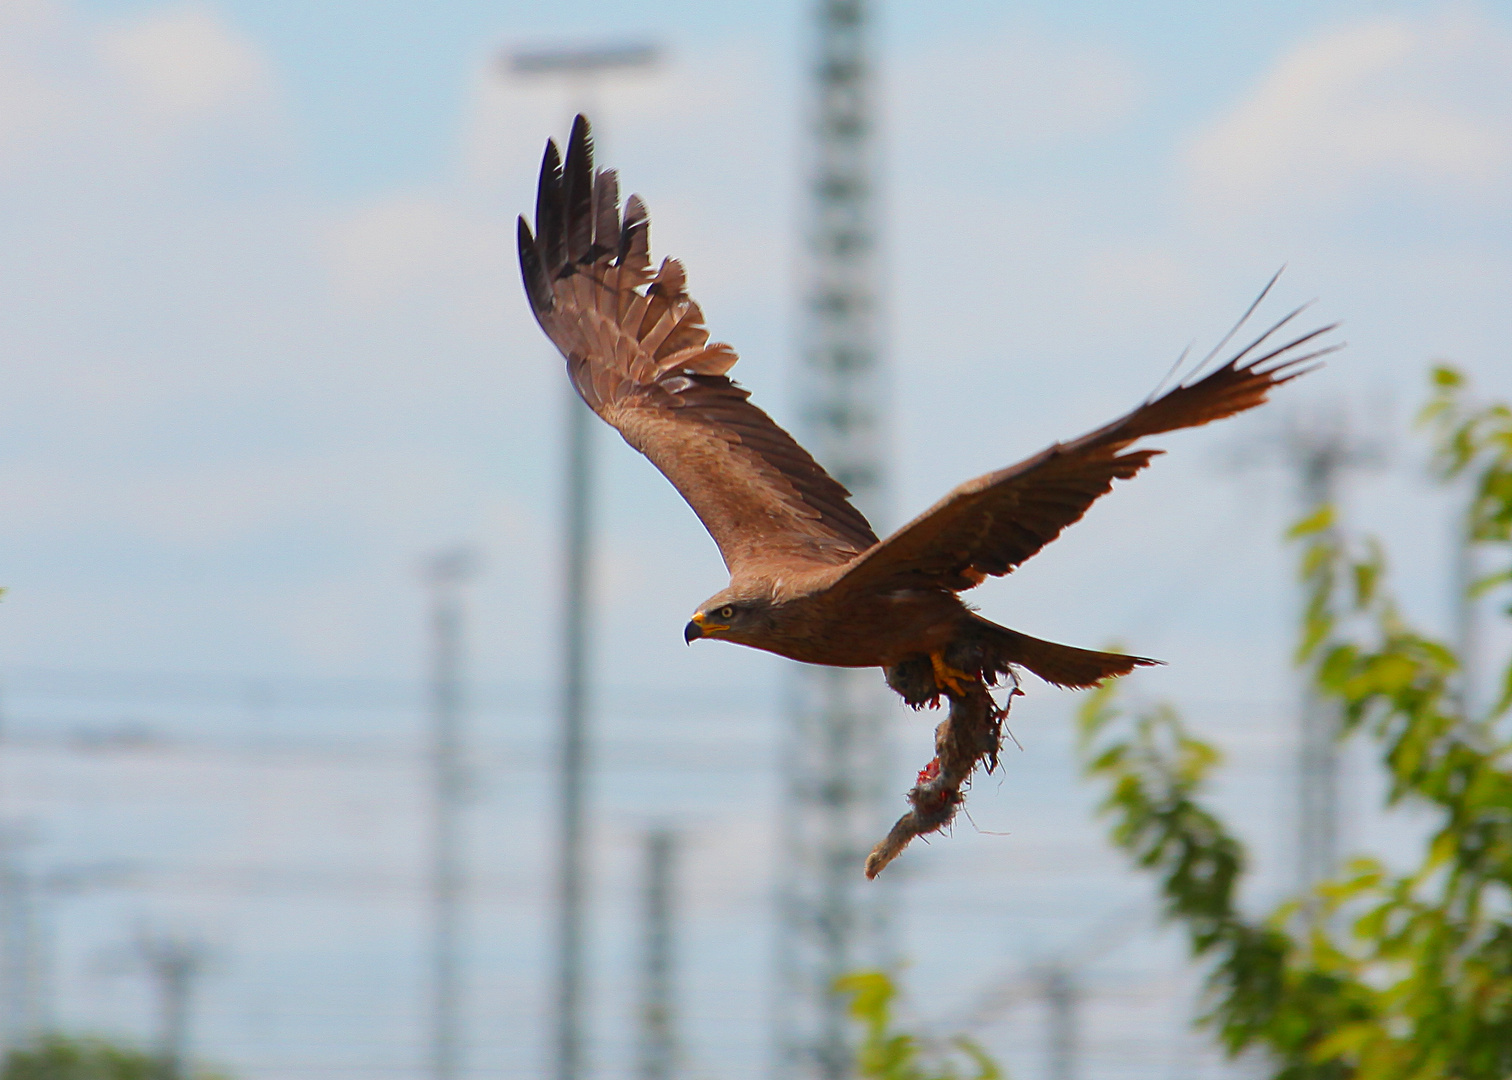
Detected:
left=1187, top=8, right=1512, bottom=214
left=1081, top=244, right=1202, bottom=314
left=0, top=0, right=279, bottom=175
left=322, top=44, right=792, bottom=335
left=97, top=4, right=275, bottom=123
left=323, top=194, right=505, bottom=308
left=0, top=1, right=93, bottom=167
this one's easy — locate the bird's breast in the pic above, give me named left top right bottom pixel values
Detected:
left=752, top=586, right=967, bottom=668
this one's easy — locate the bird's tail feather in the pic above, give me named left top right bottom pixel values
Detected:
left=967, top=616, right=1159, bottom=689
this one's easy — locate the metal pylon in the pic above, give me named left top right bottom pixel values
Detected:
left=424, top=548, right=476, bottom=1080
left=775, top=1, right=892, bottom=1076
left=1285, top=416, right=1379, bottom=899
left=638, top=829, right=678, bottom=1080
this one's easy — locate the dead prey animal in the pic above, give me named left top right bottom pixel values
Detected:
left=517, top=116, right=1335, bottom=877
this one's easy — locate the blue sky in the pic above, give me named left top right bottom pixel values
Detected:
left=4, top=0, right=1512, bottom=1074
left=8, top=0, right=1512, bottom=692
left=75, top=0, right=1362, bottom=197
left=73, top=1, right=1487, bottom=199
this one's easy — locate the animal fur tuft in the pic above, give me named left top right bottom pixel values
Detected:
left=869, top=618, right=1158, bottom=876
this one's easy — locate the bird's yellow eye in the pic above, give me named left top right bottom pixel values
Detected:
left=719, top=605, right=735, bottom=620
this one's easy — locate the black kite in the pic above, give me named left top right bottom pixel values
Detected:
left=518, top=117, right=1334, bottom=876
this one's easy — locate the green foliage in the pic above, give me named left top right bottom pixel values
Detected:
left=1, top=1037, right=160, bottom=1080
left=1423, top=365, right=1512, bottom=643
left=837, top=972, right=1001, bottom=1080
left=1077, top=368, right=1512, bottom=1079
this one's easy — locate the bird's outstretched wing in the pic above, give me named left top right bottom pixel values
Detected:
left=519, top=116, right=878, bottom=574
left=830, top=294, right=1338, bottom=596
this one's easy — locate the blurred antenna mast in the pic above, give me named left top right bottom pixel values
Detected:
left=0, top=835, right=133, bottom=1053
left=1444, top=384, right=1483, bottom=716
left=1282, top=417, right=1378, bottom=895
left=1452, top=502, right=1478, bottom=713
left=505, top=42, right=661, bottom=1080
left=137, top=930, right=208, bottom=1080
left=424, top=547, right=478, bottom=1080
left=0, top=832, right=41, bottom=1052
left=959, top=904, right=1143, bottom=1079
left=1279, top=414, right=1382, bottom=897
left=0, top=693, right=24, bottom=1056
left=638, top=828, right=679, bottom=1080
left=1041, top=964, right=1079, bottom=1080
left=1228, top=402, right=1381, bottom=902
left=775, top=2, right=893, bottom=1077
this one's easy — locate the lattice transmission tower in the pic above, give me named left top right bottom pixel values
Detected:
left=774, top=1, right=893, bottom=1077
left=1282, top=415, right=1380, bottom=899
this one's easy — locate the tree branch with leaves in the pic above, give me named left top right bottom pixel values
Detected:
left=1077, top=368, right=1512, bottom=1079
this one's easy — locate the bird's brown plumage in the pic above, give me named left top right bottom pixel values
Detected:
left=518, top=116, right=1338, bottom=877
left=518, top=117, right=877, bottom=576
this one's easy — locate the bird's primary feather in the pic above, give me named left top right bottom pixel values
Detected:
left=829, top=303, right=1338, bottom=598
left=518, top=116, right=878, bottom=575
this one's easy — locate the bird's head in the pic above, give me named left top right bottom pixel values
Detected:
left=684, top=587, right=775, bottom=646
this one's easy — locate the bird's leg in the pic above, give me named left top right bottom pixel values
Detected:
left=930, top=650, right=973, bottom=698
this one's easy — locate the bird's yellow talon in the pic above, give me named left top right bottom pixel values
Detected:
left=930, top=651, right=973, bottom=697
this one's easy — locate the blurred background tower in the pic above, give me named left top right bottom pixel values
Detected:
left=775, top=1, right=893, bottom=1077
left=637, top=828, right=679, bottom=1080
left=1449, top=420, right=1482, bottom=715
left=1284, top=416, right=1380, bottom=897
left=505, top=45, right=659, bottom=1080
left=423, top=548, right=477, bottom=1080
left=137, top=931, right=208, bottom=1080
left=1040, top=963, right=1079, bottom=1080
left=0, top=834, right=42, bottom=1051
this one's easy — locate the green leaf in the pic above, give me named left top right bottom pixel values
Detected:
left=950, top=1039, right=1001, bottom=1080
left=1493, top=657, right=1512, bottom=717
left=837, top=971, right=894, bottom=1027
left=1289, top=504, right=1335, bottom=539
left=838, top=971, right=1009, bottom=1080
left=1469, top=567, right=1512, bottom=598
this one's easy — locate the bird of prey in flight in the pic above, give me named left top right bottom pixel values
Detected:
left=518, top=116, right=1335, bottom=876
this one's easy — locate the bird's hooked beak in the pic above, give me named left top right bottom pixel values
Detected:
left=684, top=611, right=728, bottom=644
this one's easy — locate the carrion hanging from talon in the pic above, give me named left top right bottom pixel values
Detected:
left=517, top=115, right=1339, bottom=877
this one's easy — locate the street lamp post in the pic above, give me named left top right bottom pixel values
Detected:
left=505, top=44, right=660, bottom=1080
